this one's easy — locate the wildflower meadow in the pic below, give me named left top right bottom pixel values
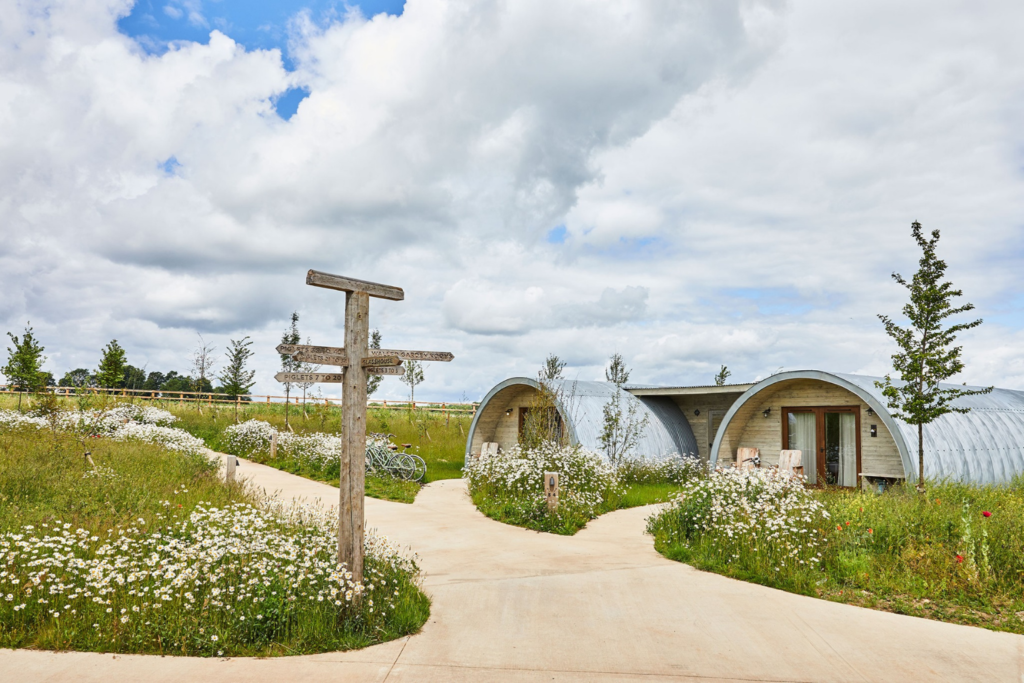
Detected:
left=464, top=441, right=704, bottom=534
left=0, top=403, right=430, bottom=655
left=647, top=467, right=1024, bottom=634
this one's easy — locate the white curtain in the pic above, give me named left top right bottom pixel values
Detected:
left=788, top=412, right=816, bottom=484
left=840, top=412, right=857, bottom=487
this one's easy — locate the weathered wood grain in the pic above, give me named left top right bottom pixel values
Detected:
left=360, top=355, right=402, bottom=367
left=292, top=351, right=349, bottom=366
left=277, top=343, right=346, bottom=356
left=307, top=270, right=404, bottom=301
left=369, top=348, right=454, bottom=362
left=366, top=366, right=404, bottom=376
left=274, top=372, right=345, bottom=383
left=340, top=290, right=369, bottom=582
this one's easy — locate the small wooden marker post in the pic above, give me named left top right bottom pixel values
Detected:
left=277, top=270, right=454, bottom=583
left=225, top=453, right=236, bottom=483
left=270, top=432, right=278, bottom=459
left=544, top=472, right=559, bottom=512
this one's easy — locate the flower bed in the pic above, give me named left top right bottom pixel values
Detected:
left=221, top=420, right=420, bottom=503
left=0, top=416, right=430, bottom=655
left=464, top=442, right=625, bottom=534
left=646, top=467, right=829, bottom=589
left=648, top=468, right=1024, bottom=634
left=0, top=501, right=425, bottom=655
left=0, top=407, right=204, bottom=457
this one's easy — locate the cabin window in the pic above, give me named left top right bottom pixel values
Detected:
left=782, top=406, right=860, bottom=487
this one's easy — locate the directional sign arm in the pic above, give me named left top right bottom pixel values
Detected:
left=361, top=355, right=402, bottom=368
left=306, top=270, right=404, bottom=301
left=366, top=366, right=404, bottom=376
left=275, top=372, right=345, bottom=383
left=369, top=348, right=454, bottom=362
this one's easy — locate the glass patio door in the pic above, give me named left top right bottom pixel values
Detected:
left=784, top=407, right=860, bottom=487
left=787, top=411, right=817, bottom=484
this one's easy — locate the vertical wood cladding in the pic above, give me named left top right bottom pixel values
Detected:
left=716, top=380, right=904, bottom=478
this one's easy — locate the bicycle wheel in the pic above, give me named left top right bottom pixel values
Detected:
left=409, top=454, right=427, bottom=482
left=392, top=453, right=418, bottom=481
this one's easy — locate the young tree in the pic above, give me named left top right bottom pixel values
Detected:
left=605, top=352, right=630, bottom=385
left=3, top=324, right=47, bottom=409
left=95, top=340, right=128, bottom=389
left=59, top=368, right=94, bottom=388
left=220, top=336, right=256, bottom=421
left=540, top=353, right=567, bottom=380
left=296, top=336, right=320, bottom=415
left=190, top=335, right=216, bottom=397
left=714, top=365, right=731, bottom=386
left=367, top=329, right=384, bottom=396
left=400, top=360, right=425, bottom=405
left=278, top=312, right=302, bottom=428
left=599, top=353, right=648, bottom=463
left=124, top=365, right=147, bottom=391
left=876, top=222, right=992, bottom=491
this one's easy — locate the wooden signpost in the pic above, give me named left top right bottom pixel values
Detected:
left=277, top=269, right=454, bottom=583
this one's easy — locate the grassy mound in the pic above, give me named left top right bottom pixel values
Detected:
left=0, top=419, right=429, bottom=656
left=647, top=467, right=1024, bottom=634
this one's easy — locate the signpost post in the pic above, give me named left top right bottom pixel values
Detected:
left=276, top=269, right=454, bottom=583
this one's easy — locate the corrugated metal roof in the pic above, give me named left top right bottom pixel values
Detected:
left=834, top=373, right=1024, bottom=486
left=545, top=379, right=699, bottom=460
left=466, top=378, right=698, bottom=463
left=709, top=370, right=1024, bottom=486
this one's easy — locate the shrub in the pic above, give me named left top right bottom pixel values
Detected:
left=464, top=442, right=622, bottom=534
left=647, top=467, right=830, bottom=591
left=0, top=500, right=425, bottom=655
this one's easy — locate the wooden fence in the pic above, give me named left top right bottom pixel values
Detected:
left=0, top=385, right=478, bottom=416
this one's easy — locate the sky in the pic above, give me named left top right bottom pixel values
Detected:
left=2, top=0, right=1023, bottom=402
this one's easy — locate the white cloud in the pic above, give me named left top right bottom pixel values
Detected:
left=1, top=0, right=1022, bottom=402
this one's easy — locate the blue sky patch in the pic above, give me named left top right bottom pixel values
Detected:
left=546, top=225, right=568, bottom=244
left=118, top=0, right=405, bottom=66
left=159, top=156, right=182, bottom=175
left=274, top=87, right=310, bottom=120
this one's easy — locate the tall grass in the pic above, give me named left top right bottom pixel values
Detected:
left=0, top=423, right=430, bottom=655
left=465, top=443, right=704, bottom=535
left=647, top=469, right=1024, bottom=634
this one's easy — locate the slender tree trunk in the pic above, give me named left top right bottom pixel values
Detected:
left=918, top=422, right=925, bottom=492
left=285, top=386, right=291, bottom=428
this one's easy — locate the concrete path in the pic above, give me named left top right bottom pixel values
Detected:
left=3, top=459, right=1023, bottom=682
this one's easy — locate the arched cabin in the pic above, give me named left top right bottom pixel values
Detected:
left=470, top=370, right=1024, bottom=487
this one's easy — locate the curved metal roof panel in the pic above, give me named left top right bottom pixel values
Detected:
left=546, top=380, right=698, bottom=460
left=833, top=373, right=1024, bottom=485
left=467, top=378, right=698, bottom=462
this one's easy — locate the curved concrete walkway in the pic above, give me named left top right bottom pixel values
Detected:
left=3, top=459, right=1023, bottom=682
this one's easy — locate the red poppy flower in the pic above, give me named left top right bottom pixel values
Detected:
left=867, top=528, right=873, bottom=534
left=836, top=525, right=842, bottom=531
left=982, top=511, right=992, bottom=518
left=956, top=554, right=964, bottom=563
left=845, top=521, right=851, bottom=526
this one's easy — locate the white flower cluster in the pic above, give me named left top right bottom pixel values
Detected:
left=0, top=410, right=48, bottom=430
left=223, top=420, right=390, bottom=470
left=464, top=442, right=620, bottom=515
left=0, top=406, right=202, bottom=457
left=616, top=456, right=707, bottom=485
left=649, top=467, right=830, bottom=572
left=0, top=500, right=418, bottom=646
left=110, top=422, right=207, bottom=457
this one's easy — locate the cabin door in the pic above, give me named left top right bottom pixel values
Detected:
left=783, top=407, right=860, bottom=487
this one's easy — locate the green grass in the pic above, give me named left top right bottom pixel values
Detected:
left=0, top=395, right=473, bottom=503
left=0, top=422, right=430, bottom=655
left=649, top=478, right=1024, bottom=635
left=471, top=480, right=682, bottom=536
